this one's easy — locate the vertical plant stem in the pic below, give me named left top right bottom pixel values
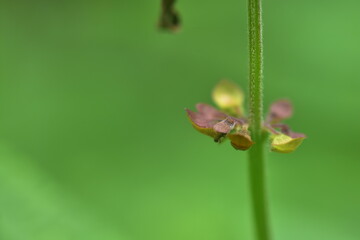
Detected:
left=248, top=136, right=270, bottom=240
left=247, top=0, right=271, bottom=239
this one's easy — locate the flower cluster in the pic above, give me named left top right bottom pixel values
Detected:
left=185, top=80, right=306, bottom=153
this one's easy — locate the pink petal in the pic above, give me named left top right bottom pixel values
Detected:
left=267, top=99, right=293, bottom=123
left=185, top=109, right=217, bottom=128
left=213, top=118, right=236, bottom=133
left=271, top=123, right=306, bottom=139
left=287, top=131, right=307, bottom=139
left=196, top=103, right=227, bottom=121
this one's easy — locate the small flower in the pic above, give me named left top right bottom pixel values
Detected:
left=186, top=80, right=253, bottom=151
left=185, top=80, right=305, bottom=153
left=264, top=100, right=306, bottom=153
left=185, top=103, right=253, bottom=149
left=186, top=104, right=233, bottom=141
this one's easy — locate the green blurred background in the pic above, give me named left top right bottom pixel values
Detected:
left=0, top=1, right=359, bottom=240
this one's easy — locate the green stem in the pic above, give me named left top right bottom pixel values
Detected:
left=247, top=0, right=271, bottom=239
left=248, top=136, right=270, bottom=240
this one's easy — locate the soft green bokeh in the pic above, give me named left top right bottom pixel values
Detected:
left=0, top=1, right=359, bottom=240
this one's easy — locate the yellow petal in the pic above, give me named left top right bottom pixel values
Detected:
left=270, top=134, right=305, bottom=153
left=212, top=79, right=244, bottom=116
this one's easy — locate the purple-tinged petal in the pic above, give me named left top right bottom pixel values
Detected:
left=287, top=131, right=306, bottom=139
left=229, top=116, right=247, bottom=125
left=271, top=123, right=307, bottom=139
left=213, top=117, right=236, bottom=134
left=196, top=103, right=227, bottom=121
left=185, top=109, right=216, bottom=128
left=267, top=99, right=293, bottom=123
left=186, top=109, right=219, bottom=139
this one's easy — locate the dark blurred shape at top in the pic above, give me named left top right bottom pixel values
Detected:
left=159, top=0, right=181, bottom=33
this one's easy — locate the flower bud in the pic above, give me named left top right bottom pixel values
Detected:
left=212, top=79, right=244, bottom=116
